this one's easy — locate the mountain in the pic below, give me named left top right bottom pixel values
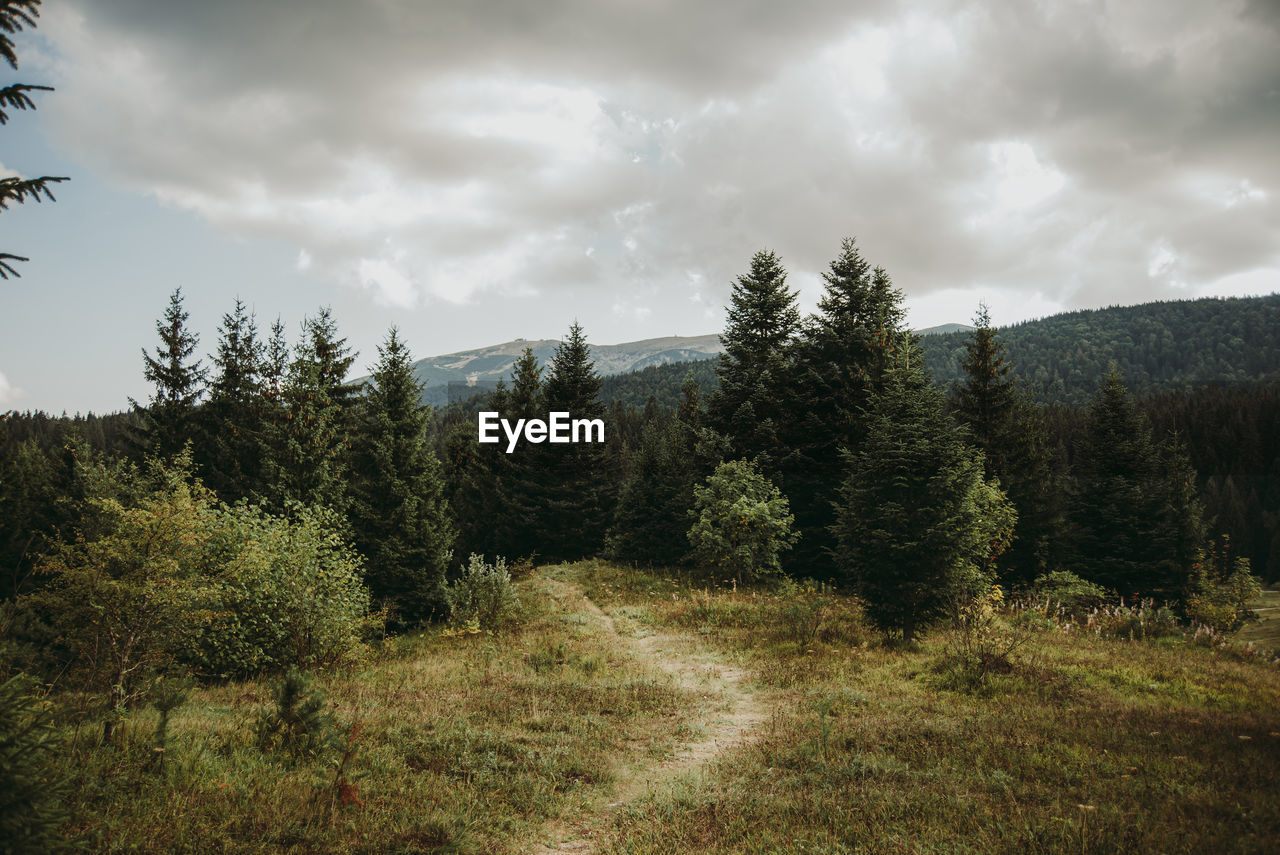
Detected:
left=398, top=334, right=724, bottom=406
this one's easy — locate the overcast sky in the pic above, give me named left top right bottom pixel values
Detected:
left=2, top=0, right=1277, bottom=414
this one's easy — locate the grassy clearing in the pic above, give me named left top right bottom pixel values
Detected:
left=47, top=572, right=706, bottom=854
left=561, top=561, right=1280, bottom=855
left=34, top=561, right=1280, bottom=853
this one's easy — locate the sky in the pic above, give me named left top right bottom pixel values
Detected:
left=1, top=0, right=1277, bottom=414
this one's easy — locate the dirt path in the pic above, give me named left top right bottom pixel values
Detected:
left=530, top=580, right=768, bottom=854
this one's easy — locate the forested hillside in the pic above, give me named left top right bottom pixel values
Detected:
left=921, top=294, right=1280, bottom=405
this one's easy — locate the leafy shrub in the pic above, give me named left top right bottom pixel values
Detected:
left=445, top=554, right=519, bottom=632
left=1031, top=570, right=1113, bottom=618
left=1185, top=540, right=1262, bottom=633
left=687, top=459, right=798, bottom=584
left=254, top=667, right=337, bottom=762
left=20, top=459, right=373, bottom=705
left=941, top=585, right=1028, bottom=690
left=0, top=675, right=74, bottom=854
left=181, top=502, right=373, bottom=677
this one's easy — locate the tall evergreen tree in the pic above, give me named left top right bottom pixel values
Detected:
left=198, top=299, right=266, bottom=503
left=779, top=238, right=907, bottom=582
left=267, top=308, right=357, bottom=514
left=707, top=249, right=800, bottom=471
left=536, top=322, right=610, bottom=560
left=833, top=350, right=1014, bottom=640
left=129, top=288, right=206, bottom=460
left=350, top=328, right=455, bottom=626
left=952, top=305, right=1060, bottom=584
left=1069, top=368, right=1206, bottom=600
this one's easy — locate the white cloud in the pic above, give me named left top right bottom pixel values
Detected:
left=0, top=370, right=24, bottom=406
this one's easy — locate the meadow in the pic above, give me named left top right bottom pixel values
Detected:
left=39, top=562, right=1280, bottom=854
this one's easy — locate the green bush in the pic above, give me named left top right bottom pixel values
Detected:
left=445, top=554, right=519, bottom=633
left=182, top=502, right=373, bottom=677
left=21, top=460, right=373, bottom=703
left=1185, top=542, right=1262, bottom=633
left=1031, top=570, right=1113, bottom=618
left=773, top=578, right=833, bottom=645
left=687, top=459, right=798, bottom=585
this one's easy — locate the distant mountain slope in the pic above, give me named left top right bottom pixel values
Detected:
left=920, top=294, right=1280, bottom=405
left=400, top=333, right=722, bottom=404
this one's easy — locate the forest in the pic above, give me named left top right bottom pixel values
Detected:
left=1, top=238, right=1278, bottom=852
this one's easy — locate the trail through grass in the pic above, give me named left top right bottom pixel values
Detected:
left=530, top=577, right=769, bottom=854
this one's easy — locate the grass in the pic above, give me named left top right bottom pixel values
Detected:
left=31, top=562, right=1280, bottom=853
left=561, top=561, right=1280, bottom=855
left=46, top=573, right=706, bottom=854
left=1236, top=589, right=1280, bottom=651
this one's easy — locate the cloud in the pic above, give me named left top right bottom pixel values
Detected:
left=0, top=370, right=24, bottom=406
left=35, top=0, right=1280, bottom=326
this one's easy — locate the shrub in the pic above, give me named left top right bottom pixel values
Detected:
left=0, top=675, right=74, bottom=854
left=445, top=554, right=519, bottom=633
left=21, top=460, right=373, bottom=705
left=1185, top=540, right=1262, bottom=633
left=1031, top=570, right=1113, bottom=619
left=942, top=584, right=1028, bottom=690
left=687, top=459, right=797, bottom=585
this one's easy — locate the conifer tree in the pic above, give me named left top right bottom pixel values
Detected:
left=1, top=0, right=68, bottom=280
left=350, top=328, right=455, bottom=626
left=953, top=305, right=1059, bottom=584
left=129, top=288, right=206, bottom=460
left=833, top=349, right=1013, bottom=640
left=268, top=308, right=357, bottom=514
left=198, top=299, right=266, bottom=503
left=536, top=322, right=610, bottom=560
left=780, top=238, right=907, bottom=582
left=707, top=249, right=800, bottom=471
left=1069, top=368, right=1206, bottom=599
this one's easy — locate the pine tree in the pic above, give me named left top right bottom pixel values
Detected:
left=952, top=305, right=1059, bottom=584
left=268, top=308, right=358, bottom=514
left=779, top=238, right=907, bottom=582
left=832, top=351, right=1013, bottom=641
left=707, top=249, right=800, bottom=471
left=349, top=328, right=456, bottom=626
left=1069, top=368, right=1205, bottom=600
left=198, top=299, right=266, bottom=503
left=1, top=0, right=68, bottom=280
left=536, top=322, right=611, bottom=560
left=129, top=288, right=206, bottom=460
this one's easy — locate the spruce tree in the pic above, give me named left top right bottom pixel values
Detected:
left=707, top=249, right=800, bottom=471
left=952, top=305, right=1059, bottom=585
left=1069, top=368, right=1205, bottom=600
left=832, top=349, right=1012, bottom=640
left=268, top=308, right=358, bottom=514
left=350, top=328, right=456, bottom=626
left=536, top=322, right=610, bottom=560
left=779, top=238, right=907, bottom=582
left=198, top=299, right=266, bottom=503
left=129, top=288, right=206, bottom=460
